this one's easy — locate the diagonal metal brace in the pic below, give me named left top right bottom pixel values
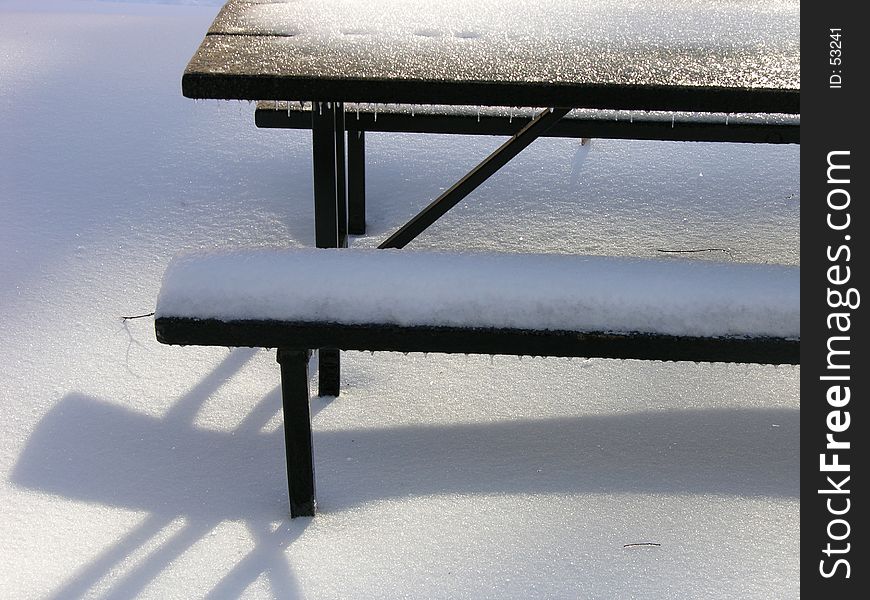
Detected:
left=378, top=107, right=571, bottom=249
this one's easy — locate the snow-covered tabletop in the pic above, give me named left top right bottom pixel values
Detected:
left=183, top=0, right=799, bottom=113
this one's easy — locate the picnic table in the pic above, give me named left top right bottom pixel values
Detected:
left=175, top=0, right=800, bottom=516
left=183, top=0, right=799, bottom=245
left=183, top=0, right=799, bottom=393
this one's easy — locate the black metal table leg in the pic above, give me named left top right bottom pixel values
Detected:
left=335, top=102, right=348, bottom=248
left=276, top=349, right=316, bottom=518
left=312, top=101, right=341, bottom=396
left=313, top=101, right=338, bottom=248
left=348, top=130, right=366, bottom=235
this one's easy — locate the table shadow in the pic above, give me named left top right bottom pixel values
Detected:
left=11, top=350, right=798, bottom=597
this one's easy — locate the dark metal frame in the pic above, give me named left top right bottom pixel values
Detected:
left=276, top=349, right=316, bottom=517
left=347, top=130, right=366, bottom=235
left=158, top=318, right=799, bottom=365
left=379, top=107, right=571, bottom=249
left=261, top=102, right=798, bottom=242
left=257, top=104, right=800, bottom=144
left=311, top=101, right=340, bottom=249
left=309, top=104, right=585, bottom=394
left=174, top=2, right=801, bottom=519
left=238, top=99, right=802, bottom=516
left=156, top=315, right=798, bottom=517
left=301, top=101, right=800, bottom=394
left=311, top=101, right=349, bottom=396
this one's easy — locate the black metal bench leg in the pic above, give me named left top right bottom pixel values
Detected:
left=276, top=349, right=316, bottom=518
left=347, top=130, right=366, bottom=235
left=312, top=101, right=341, bottom=396
left=317, top=348, right=340, bottom=397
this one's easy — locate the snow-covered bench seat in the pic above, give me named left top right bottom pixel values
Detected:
left=154, top=248, right=799, bottom=516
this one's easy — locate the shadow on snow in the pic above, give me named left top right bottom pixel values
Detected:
left=11, top=348, right=798, bottom=597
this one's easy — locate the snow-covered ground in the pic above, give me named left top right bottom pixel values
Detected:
left=1, top=1, right=799, bottom=598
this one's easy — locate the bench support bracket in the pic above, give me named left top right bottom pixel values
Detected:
left=379, top=107, right=571, bottom=249
left=277, top=348, right=316, bottom=517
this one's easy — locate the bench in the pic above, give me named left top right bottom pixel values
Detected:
left=155, top=248, right=800, bottom=517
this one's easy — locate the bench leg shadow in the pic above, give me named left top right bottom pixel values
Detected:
left=277, top=349, right=316, bottom=517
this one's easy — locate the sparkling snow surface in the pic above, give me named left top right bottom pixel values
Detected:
left=196, top=0, right=799, bottom=91
left=157, top=249, right=799, bottom=337
left=2, top=2, right=798, bottom=599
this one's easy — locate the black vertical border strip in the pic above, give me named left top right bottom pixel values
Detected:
left=802, top=2, right=867, bottom=595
